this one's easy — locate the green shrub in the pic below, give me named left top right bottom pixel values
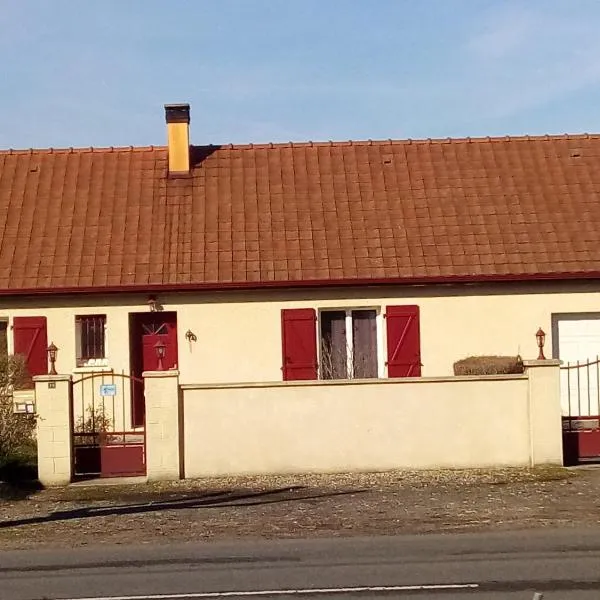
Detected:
left=453, top=355, right=524, bottom=376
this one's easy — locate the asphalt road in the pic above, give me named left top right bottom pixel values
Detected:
left=1, top=528, right=600, bottom=600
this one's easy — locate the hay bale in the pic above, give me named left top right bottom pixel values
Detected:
left=453, top=355, right=524, bottom=376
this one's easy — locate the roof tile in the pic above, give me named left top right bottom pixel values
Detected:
left=1, top=136, right=600, bottom=292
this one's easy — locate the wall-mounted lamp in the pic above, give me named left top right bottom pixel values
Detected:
left=154, top=340, right=166, bottom=371
left=185, top=330, right=197, bottom=343
left=148, top=296, right=158, bottom=312
left=47, top=342, right=58, bottom=375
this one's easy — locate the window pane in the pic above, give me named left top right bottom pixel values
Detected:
left=0, top=321, right=7, bottom=356
left=320, top=311, right=347, bottom=379
left=76, top=315, right=106, bottom=364
left=352, top=310, right=378, bottom=378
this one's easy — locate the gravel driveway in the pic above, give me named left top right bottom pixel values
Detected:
left=1, top=466, right=599, bottom=550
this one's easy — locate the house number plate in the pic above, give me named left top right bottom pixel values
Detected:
left=99, top=384, right=117, bottom=397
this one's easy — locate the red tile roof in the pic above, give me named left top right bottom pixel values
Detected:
left=1, top=134, right=600, bottom=294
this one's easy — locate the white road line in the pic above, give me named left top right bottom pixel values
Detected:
left=57, top=583, right=480, bottom=600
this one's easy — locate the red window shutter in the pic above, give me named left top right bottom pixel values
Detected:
left=385, top=305, right=421, bottom=377
left=281, top=308, right=317, bottom=381
left=13, top=316, right=48, bottom=377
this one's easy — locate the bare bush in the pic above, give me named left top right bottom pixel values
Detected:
left=74, top=403, right=112, bottom=434
left=320, top=339, right=348, bottom=379
left=320, top=340, right=378, bottom=379
left=0, top=354, right=36, bottom=464
left=453, top=355, right=524, bottom=376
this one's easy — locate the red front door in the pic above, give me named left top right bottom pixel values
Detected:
left=130, top=312, right=178, bottom=427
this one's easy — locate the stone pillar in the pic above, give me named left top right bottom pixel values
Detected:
left=523, top=360, right=563, bottom=466
left=144, top=370, right=181, bottom=480
left=33, top=375, right=73, bottom=486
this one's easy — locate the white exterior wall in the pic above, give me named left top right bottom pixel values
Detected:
left=1, top=280, right=599, bottom=384
left=180, top=368, right=562, bottom=477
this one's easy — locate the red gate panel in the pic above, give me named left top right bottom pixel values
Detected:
left=561, top=358, right=600, bottom=465
left=72, top=371, right=146, bottom=479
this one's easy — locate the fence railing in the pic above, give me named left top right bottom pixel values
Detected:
left=560, top=358, right=600, bottom=425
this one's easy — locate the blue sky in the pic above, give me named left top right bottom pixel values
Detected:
left=2, top=0, right=600, bottom=149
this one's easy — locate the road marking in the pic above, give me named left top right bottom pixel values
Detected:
left=58, top=583, right=480, bottom=600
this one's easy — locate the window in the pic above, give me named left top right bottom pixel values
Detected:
left=281, top=305, right=421, bottom=382
left=319, top=309, right=378, bottom=379
left=76, top=315, right=107, bottom=367
left=0, top=320, right=7, bottom=356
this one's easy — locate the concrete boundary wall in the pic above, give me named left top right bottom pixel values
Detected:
left=33, top=361, right=562, bottom=484
left=178, top=361, right=563, bottom=477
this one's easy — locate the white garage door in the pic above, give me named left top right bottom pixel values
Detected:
left=557, top=317, right=600, bottom=417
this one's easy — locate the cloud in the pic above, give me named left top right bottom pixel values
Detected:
left=458, top=4, right=600, bottom=121
left=466, top=7, right=537, bottom=60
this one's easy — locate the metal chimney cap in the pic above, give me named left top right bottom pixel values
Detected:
left=164, top=103, right=190, bottom=124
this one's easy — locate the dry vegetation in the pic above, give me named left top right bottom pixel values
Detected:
left=0, top=354, right=36, bottom=470
left=453, top=355, right=525, bottom=376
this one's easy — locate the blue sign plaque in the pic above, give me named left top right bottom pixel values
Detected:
left=99, top=383, right=117, bottom=397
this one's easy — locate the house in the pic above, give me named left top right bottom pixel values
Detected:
left=2, top=103, right=599, bottom=482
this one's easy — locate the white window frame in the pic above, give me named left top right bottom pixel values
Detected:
left=376, top=311, right=385, bottom=379
left=317, top=307, right=384, bottom=380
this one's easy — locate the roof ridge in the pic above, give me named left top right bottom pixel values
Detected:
left=227, top=132, right=598, bottom=150
left=0, top=145, right=164, bottom=155
left=0, top=132, right=598, bottom=156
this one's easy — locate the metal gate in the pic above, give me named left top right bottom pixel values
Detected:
left=561, top=358, right=600, bottom=465
left=71, top=371, right=146, bottom=478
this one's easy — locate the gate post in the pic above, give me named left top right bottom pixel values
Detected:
left=523, top=359, right=563, bottom=466
left=33, top=375, right=73, bottom=486
left=143, top=370, right=181, bottom=481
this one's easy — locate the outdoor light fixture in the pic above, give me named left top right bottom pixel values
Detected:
left=154, top=340, right=166, bottom=370
left=148, top=296, right=158, bottom=312
left=185, top=329, right=197, bottom=343
left=47, top=342, right=58, bottom=375
left=536, top=328, right=546, bottom=360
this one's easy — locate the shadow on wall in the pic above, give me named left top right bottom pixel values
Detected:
left=12, top=276, right=600, bottom=312
left=0, top=486, right=367, bottom=529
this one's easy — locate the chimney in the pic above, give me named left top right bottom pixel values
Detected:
left=164, top=103, right=190, bottom=175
